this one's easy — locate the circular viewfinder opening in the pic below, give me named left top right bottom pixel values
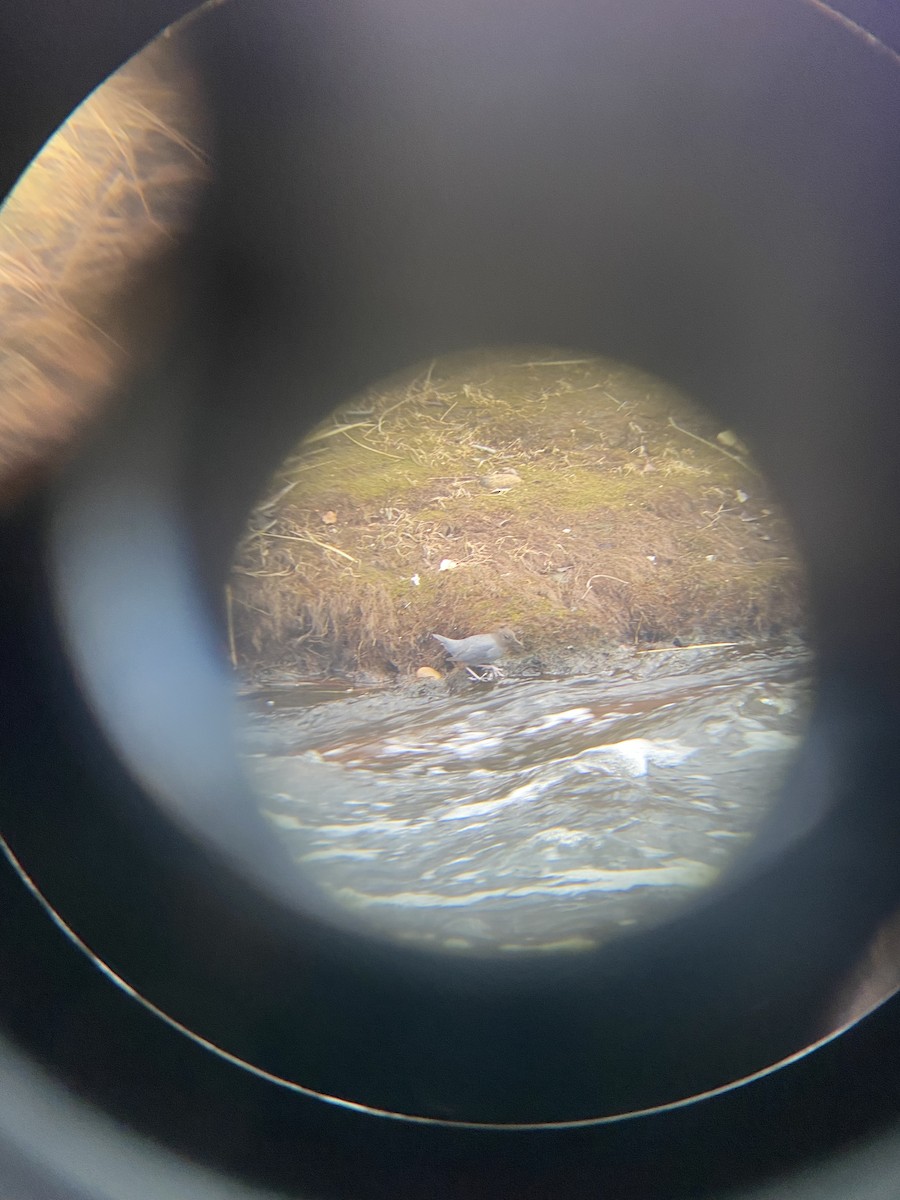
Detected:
left=231, top=346, right=813, bottom=956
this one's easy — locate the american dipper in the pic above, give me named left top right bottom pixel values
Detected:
left=432, top=628, right=523, bottom=679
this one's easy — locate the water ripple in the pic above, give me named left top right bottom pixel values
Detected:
left=241, top=645, right=811, bottom=950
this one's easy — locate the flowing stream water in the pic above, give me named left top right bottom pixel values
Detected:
left=239, top=644, right=811, bottom=953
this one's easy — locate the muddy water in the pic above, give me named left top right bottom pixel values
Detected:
left=239, top=645, right=811, bottom=953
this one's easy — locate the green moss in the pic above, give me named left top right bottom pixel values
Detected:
left=288, top=452, right=431, bottom=504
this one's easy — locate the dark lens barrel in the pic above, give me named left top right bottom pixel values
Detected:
left=2, top=1, right=900, bottom=1197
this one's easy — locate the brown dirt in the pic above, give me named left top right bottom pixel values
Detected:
left=229, top=348, right=808, bottom=679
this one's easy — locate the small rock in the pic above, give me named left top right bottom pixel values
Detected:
left=438, top=558, right=458, bottom=571
left=416, top=666, right=443, bottom=680
left=411, top=573, right=420, bottom=586
left=735, top=489, right=749, bottom=503
left=321, top=510, right=338, bottom=525
left=716, top=429, right=750, bottom=455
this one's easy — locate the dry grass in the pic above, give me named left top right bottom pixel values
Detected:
left=0, top=33, right=208, bottom=491
left=230, top=350, right=807, bottom=676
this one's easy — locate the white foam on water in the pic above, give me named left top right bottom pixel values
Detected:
left=573, top=737, right=697, bottom=778
left=527, top=828, right=593, bottom=847
left=264, top=812, right=307, bottom=829
left=735, top=729, right=801, bottom=755
left=449, top=735, right=504, bottom=758
left=299, top=847, right=381, bottom=862
left=307, top=818, right=413, bottom=835
left=438, top=776, right=548, bottom=821
left=333, top=857, right=719, bottom=908
left=376, top=741, right=434, bottom=757
left=523, top=707, right=595, bottom=734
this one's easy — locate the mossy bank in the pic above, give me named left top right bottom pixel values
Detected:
left=229, top=348, right=807, bottom=681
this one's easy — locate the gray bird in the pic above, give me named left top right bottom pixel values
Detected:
left=432, top=628, right=523, bottom=680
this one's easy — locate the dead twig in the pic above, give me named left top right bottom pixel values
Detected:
left=304, top=421, right=375, bottom=444
left=514, top=358, right=597, bottom=367
left=341, top=431, right=403, bottom=459
left=258, top=482, right=300, bottom=511
left=231, top=566, right=295, bottom=577
left=237, top=519, right=277, bottom=547
left=224, top=584, right=237, bottom=667
left=582, top=573, right=632, bottom=597
left=376, top=368, right=434, bottom=432
left=256, top=530, right=359, bottom=563
left=667, top=417, right=760, bottom=476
